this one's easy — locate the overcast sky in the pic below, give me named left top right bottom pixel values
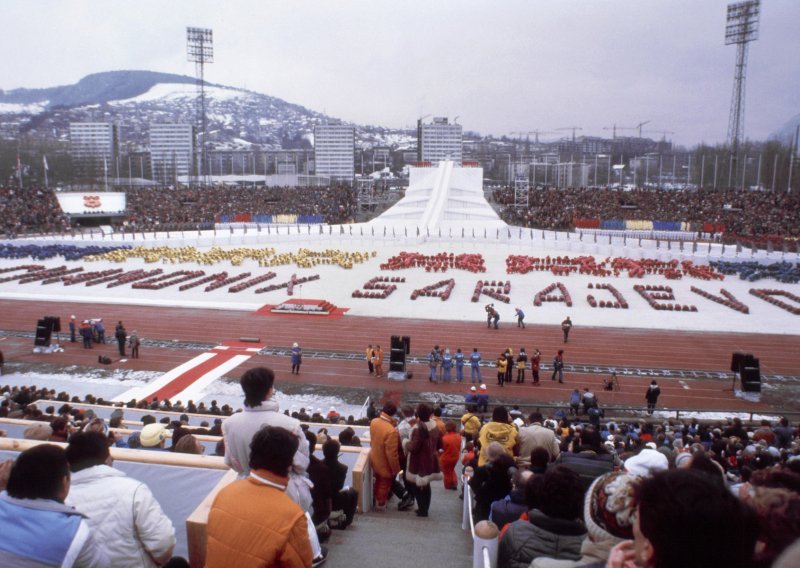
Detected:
left=2, top=0, right=797, bottom=146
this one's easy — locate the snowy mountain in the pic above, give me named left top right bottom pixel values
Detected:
left=0, top=70, right=414, bottom=150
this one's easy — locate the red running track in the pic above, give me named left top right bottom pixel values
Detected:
left=1, top=299, right=798, bottom=412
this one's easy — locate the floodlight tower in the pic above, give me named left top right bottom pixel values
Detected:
left=187, top=27, right=213, bottom=183
left=725, top=0, right=760, bottom=188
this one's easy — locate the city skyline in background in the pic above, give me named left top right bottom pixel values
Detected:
left=1, top=0, right=798, bottom=147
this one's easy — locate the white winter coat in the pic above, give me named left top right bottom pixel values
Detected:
left=66, top=464, right=176, bottom=568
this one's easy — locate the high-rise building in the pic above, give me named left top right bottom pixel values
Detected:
left=150, top=123, right=194, bottom=185
left=314, top=121, right=355, bottom=182
left=417, top=117, right=462, bottom=164
left=69, top=122, right=120, bottom=180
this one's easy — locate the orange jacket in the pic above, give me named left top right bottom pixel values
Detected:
left=369, top=413, right=400, bottom=478
left=440, top=432, right=462, bottom=467
left=205, top=471, right=313, bottom=568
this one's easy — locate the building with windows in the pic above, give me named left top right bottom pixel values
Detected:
left=555, top=161, right=590, bottom=188
left=150, top=123, right=195, bottom=185
left=314, top=122, right=355, bottom=183
left=417, top=117, right=462, bottom=164
left=69, top=122, right=120, bottom=180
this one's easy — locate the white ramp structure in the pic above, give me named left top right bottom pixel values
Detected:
left=368, top=160, right=506, bottom=240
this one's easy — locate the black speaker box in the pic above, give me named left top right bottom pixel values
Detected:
left=730, top=352, right=750, bottom=373
left=402, top=335, right=411, bottom=354
left=742, top=367, right=760, bottom=384
left=45, top=316, right=61, bottom=333
left=390, top=361, right=405, bottom=373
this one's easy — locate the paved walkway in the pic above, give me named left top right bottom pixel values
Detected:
left=325, top=482, right=473, bottom=568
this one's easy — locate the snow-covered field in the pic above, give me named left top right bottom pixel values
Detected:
left=1, top=233, right=798, bottom=336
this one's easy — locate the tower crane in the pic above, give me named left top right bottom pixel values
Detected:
left=510, top=130, right=555, bottom=144
left=643, top=130, right=675, bottom=142
left=556, top=126, right=583, bottom=142
left=603, top=120, right=651, bottom=139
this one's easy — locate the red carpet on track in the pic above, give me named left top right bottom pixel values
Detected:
left=147, top=350, right=242, bottom=402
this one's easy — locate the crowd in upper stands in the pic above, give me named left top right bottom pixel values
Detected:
left=123, top=185, right=357, bottom=231
left=493, top=185, right=800, bottom=239
left=0, top=185, right=71, bottom=238
left=5, top=183, right=800, bottom=247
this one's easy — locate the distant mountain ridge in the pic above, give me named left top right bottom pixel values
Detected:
left=0, top=70, right=414, bottom=151
left=0, top=70, right=197, bottom=107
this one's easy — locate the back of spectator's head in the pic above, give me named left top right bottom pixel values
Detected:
left=579, top=426, right=603, bottom=451
left=249, top=426, right=298, bottom=476
left=634, top=469, right=758, bottom=568
left=322, top=438, right=341, bottom=461
left=536, top=465, right=584, bottom=520
left=687, top=453, right=726, bottom=484
left=748, top=467, right=800, bottom=493
left=240, top=367, right=275, bottom=408
left=584, top=472, right=637, bottom=544
left=416, top=403, right=432, bottom=422
left=338, top=427, right=355, bottom=446
left=530, top=447, right=551, bottom=471
left=524, top=471, right=545, bottom=510
left=492, top=406, right=509, bottom=423
left=141, top=414, right=156, bottom=426
left=486, top=442, right=506, bottom=463
left=66, top=431, right=110, bottom=472
left=7, top=444, right=70, bottom=502
left=528, top=411, right=543, bottom=424
left=50, top=417, right=69, bottom=434
left=173, top=434, right=203, bottom=455
left=381, top=401, right=397, bottom=417
left=746, top=487, right=800, bottom=567
left=445, top=420, right=457, bottom=433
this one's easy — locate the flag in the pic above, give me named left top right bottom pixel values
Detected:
left=43, top=155, right=49, bottom=171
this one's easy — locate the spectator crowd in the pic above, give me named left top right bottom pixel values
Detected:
left=493, top=185, right=800, bottom=241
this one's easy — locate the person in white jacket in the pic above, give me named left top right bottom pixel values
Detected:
left=65, top=431, right=176, bottom=567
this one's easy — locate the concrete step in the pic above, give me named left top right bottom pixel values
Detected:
left=324, top=481, right=473, bottom=568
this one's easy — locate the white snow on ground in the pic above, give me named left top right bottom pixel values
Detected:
left=1, top=236, right=798, bottom=335
left=109, top=83, right=252, bottom=105
left=0, top=101, right=47, bottom=114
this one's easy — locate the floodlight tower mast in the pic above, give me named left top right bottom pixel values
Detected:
left=187, top=27, right=213, bottom=184
left=725, top=0, right=760, bottom=188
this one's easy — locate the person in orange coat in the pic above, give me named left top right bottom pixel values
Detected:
left=374, top=345, right=384, bottom=378
left=205, top=425, right=313, bottom=568
left=440, top=420, right=462, bottom=490
left=369, top=401, right=401, bottom=511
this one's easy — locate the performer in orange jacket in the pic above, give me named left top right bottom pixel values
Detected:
left=440, top=420, right=462, bottom=490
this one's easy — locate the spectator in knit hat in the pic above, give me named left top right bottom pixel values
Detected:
left=66, top=431, right=177, bottom=567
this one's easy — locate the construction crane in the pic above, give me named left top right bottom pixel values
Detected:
left=643, top=129, right=675, bottom=142
left=603, top=120, right=651, bottom=139
left=556, top=126, right=583, bottom=142
left=510, top=130, right=555, bottom=144
left=633, top=120, right=651, bottom=138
